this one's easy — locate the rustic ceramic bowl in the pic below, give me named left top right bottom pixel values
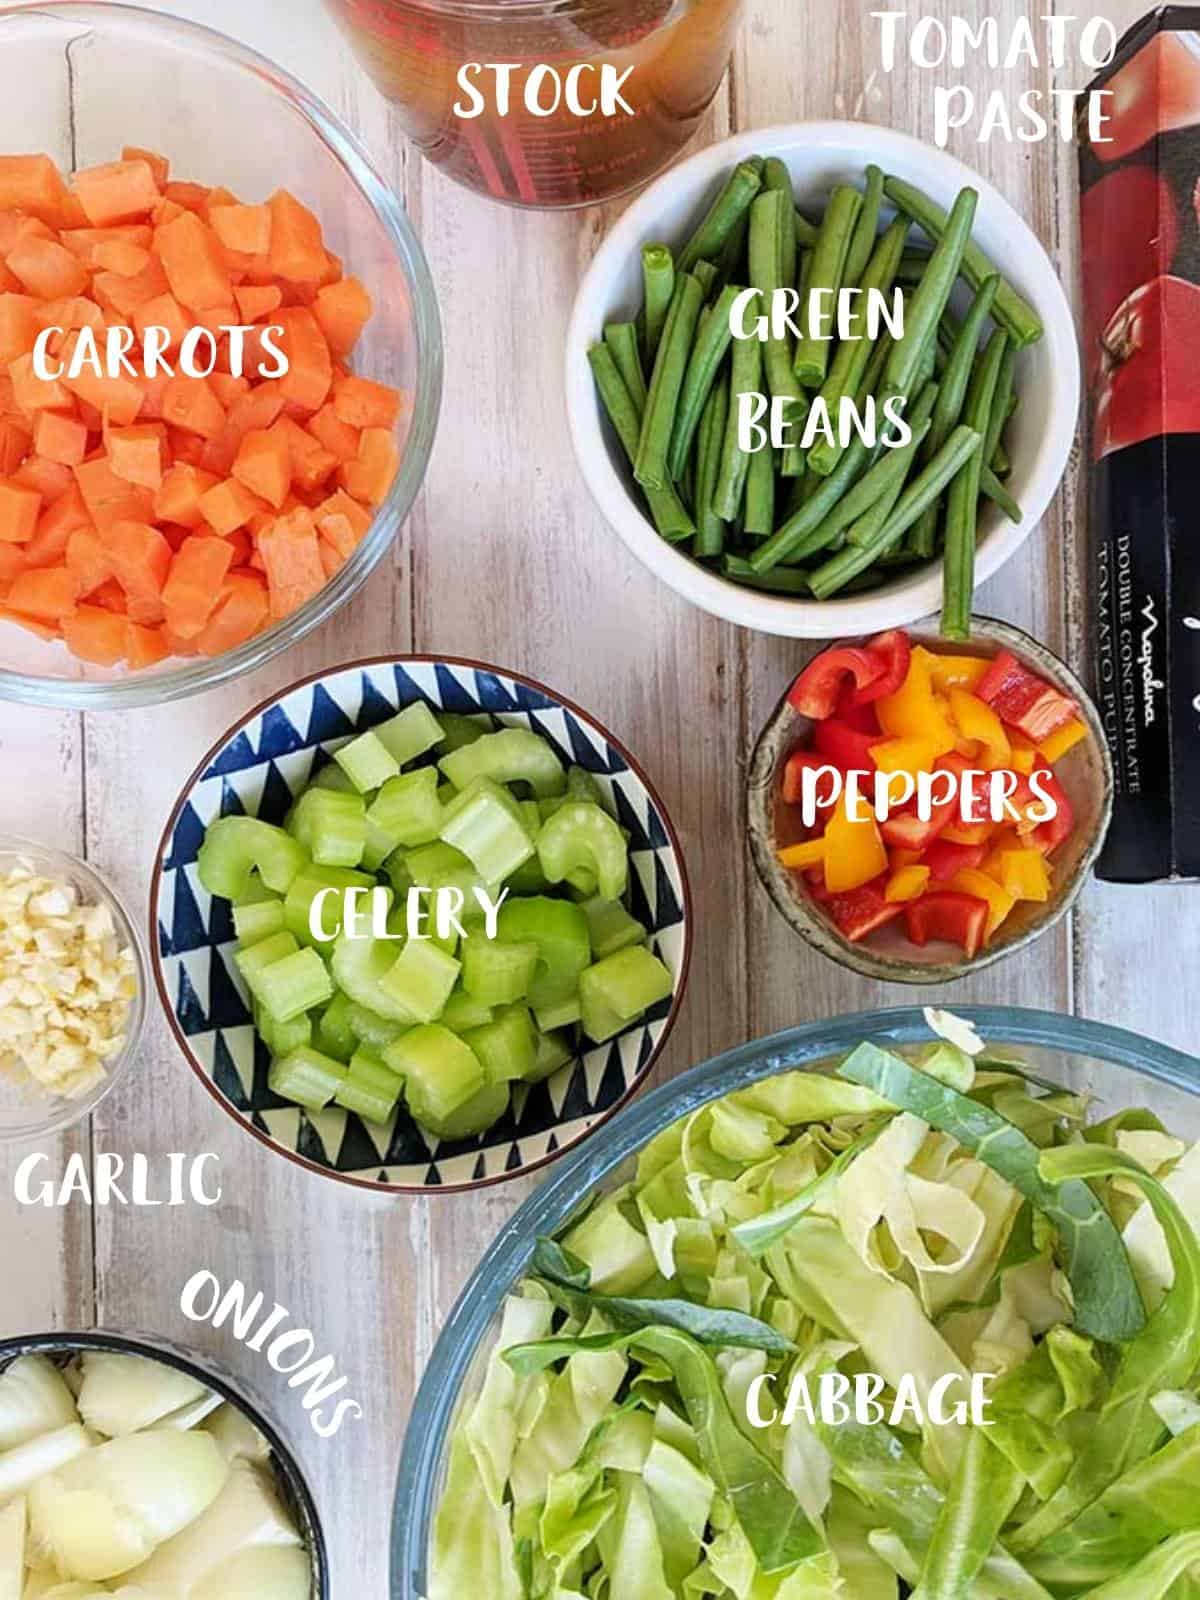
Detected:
left=747, top=619, right=1114, bottom=982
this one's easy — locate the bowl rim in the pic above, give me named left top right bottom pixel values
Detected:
left=0, top=1327, right=330, bottom=1597
left=389, top=1003, right=1200, bottom=1599
left=148, top=652, right=695, bottom=1197
left=746, top=617, right=1116, bottom=983
left=0, top=833, right=149, bottom=1143
left=0, top=0, right=444, bottom=712
left=564, top=118, right=1081, bottom=639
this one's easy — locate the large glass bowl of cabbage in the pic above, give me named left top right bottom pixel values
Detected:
left=392, top=1005, right=1200, bottom=1600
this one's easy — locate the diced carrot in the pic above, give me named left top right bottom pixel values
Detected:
left=204, top=186, right=240, bottom=214
left=314, top=488, right=372, bottom=540
left=132, top=291, right=189, bottom=347
left=74, top=456, right=154, bottom=530
left=272, top=416, right=337, bottom=493
left=153, top=211, right=232, bottom=311
left=0, top=542, right=25, bottom=588
left=92, top=239, right=151, bottom=277
left=198, top=476, right=267, bottom=536
left=24, top=483, right=91, bottom=567
left=62, top=603, right=127, bottom=664
left=0, top=295, right=39, bottom=362
left=210, top=203, right=271, bottom=256
left=340, top=427, right=398, bottom=507
left=35, top=296, right=104, bottom=337
left=155, top=462, right=218, bottom=527
left=275, top=308, right=331, bottom=413
left=6, top=564, right=79, bottom=619
left=6, top=236, right=89, bottom=300
left=313, top=276, right=372, bottom=357
left=132, top=369, right=172, bottom=422
left=122, top=147, right=170, bottom=189
left=151, top=197, right=186, bottom=228
left=259, top=508, right=325, bottom=619
left=84, top=577, right=127, bottom=614
left=0, top=478, right=41, bottom=542
left=267, top=191, right=326, bottom=282
left=161, top=375, right=225, bottom=439
left=0, top=215, right=52, bottom=253
left=33, top=410, right=87, bottom=467
left=232, top=426, right=291, bottom=509
left=107, top=424, right=164, bottom=490
left=59, top=342, right=144, bottom=427
left=161, top=535, right=235, bottom=637
left=8, top=352, right=73, bottom=414
left=332, top=373, right=402, bottom=430
left=72, top=160, right=161, bottom=226
left=14, top=456, right=71, bottom=504
left=0, top=419, right=31, bottom=474
left=0, top=155, right=71, bottom=222
left=317, top=510, right=358, bottom=562
left=60, top=225, right=154, bottom=263
left=209, top=372, right=250, bottom=409
left=108, top=518, right=171, bottom=623
left=234, top=284, right=282, bottom=323
left=91, top=256, right=170, bottom=316
left=317, top=538, right=341, bottom=580
left=123, top=619, right=169, bottom=667
left=66, top=527, right=112, bottom=593
left=227, top=384, right=287, bottom=434
left=168, top=428, right=205, bottom=468
left=305, top=403, right=360, bottom=464
left=165, top=181, right=211, bottom=213
left=195, top=571, right=269, bottom=654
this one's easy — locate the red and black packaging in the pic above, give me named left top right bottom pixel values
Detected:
left=1081, top=9, right=1200, bottom=881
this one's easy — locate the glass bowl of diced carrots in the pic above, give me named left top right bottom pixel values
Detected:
left=0, top=3, right=441, bottom=710
left=747, top=619, right=1114, bottom=983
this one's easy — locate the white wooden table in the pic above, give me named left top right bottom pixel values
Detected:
left=0, top=0, right=1191, bottom=1592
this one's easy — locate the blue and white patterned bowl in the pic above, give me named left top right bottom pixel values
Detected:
left=151, top=657, right=692, bottom=1195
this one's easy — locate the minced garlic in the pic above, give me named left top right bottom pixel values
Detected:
left=0, top=861, right=137, bottom=1100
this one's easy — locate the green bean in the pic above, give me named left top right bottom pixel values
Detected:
left=896, top=249, right=933, bottom=286
left=844, top=163, right=884, bottom=285
left=641, top=245, right=676, bottom=362
left=603, top=322, right=647, bottom=416
left=884, top=175, right=1044, bottom=348
left=722, top=554, right=811, bottom=593
left=762, top=159, right=797, bottom=286
left=668, top=283, right=741, bottom=481
left=679, top=159, right=764, bottom=274
left=807, top=218, right=908, bottom=477
left=984, top=345, right=1018, bottom=466
left=909, top=276, right=998, bottom=558
left=808, top=425, right=982, bottom=598
left=793, top=184, right=863, bottom=388
left=694, top=376, right=729, bottom=558
left=982, top=466, right=1021, bottom=523
left=884, top=186, right=977, bottom=398
left=714, top=208, right=751, bottom=290
left=749, top=190, right=808, bottom=423
left=713, top=327, right=763, bottom=520
left=692, top=259, right=719, bottom=299
left=992, top=439, right=1011, bottom=476
left=743, top=441, right=776, bottom=538
left=942, top=330, right=1009, bottom=639
left=588, top=344, right=695, bottom=542
left=635, top=272, right=705, bottom=492
left=748, top=432, right=874, bottom=571
left=794, top=210, right=820, bottom=249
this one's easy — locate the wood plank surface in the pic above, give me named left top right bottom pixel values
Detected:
left=0, top=1, right=1197, bottom=1594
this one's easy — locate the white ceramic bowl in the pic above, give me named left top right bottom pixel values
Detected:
left=565, top=122, right=1080, bottom=639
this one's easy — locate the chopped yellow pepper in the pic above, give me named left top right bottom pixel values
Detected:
left=940, top=819, right=997, bottom=847
left=824, top=794, right=888, bottom=893
left=885, top=864, right=931, bottom=903
left=876, top=651, right=958, bottom=753
left=869, top=737, right=942, bottom=776
left=778, top=837, right=827, bottom=872
left=980, top=827, right=1024, bottom=879
left=948, top=687, right=1012, bottom=769
left=1038, top=718, right=1088, bottom=764
left=1009, top=733, right=1038, bottom=774
left=999, top=848, right=1052, bottom=903
left=918, top=646, right=990, bottom=692
left=889, top=848, right=923, bottom=868
left=948, top=867, right=1016, bottom=941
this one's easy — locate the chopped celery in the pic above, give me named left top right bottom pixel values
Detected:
left=537, top=801, right=628, bottom=900
left=287, top=787, right=366, bottom=868
left=268, top=1046, right=347, bottom=1110
left=233, top=897, right=285, bottom=947
left=579, top=946, right=673, bottom=1041
left=334, top=1047, right=404, bottom=1124
left=362, top=818, right=397, bottom=873
left=347, top=1002, right=411, bottom=1051
left=378, top=940, right=461, bottom=1023
left=565, top=867, right=599, bottom=898
left=438, top=778, right=534, bottom=884
left=382, top=848, right=413, bottom=897
left=518, top=799, right=542, bottom=839
left=506, top=854, right=550, bottom=894
left=234, top=931, right=300, bottom=1006
left=439, top=727, right=566, bottom=798
left=437, top=781, right=458, bottom=808
left=417, top=1081, right=510, bottom=1141
left=567, top=765, right=606, bottom=805
left=534, top=994, right=583, bottom=1032
left=331, top=935, right=415, bottom=1022
left=314, top=991, right=357, bottom=1063
left=440, top=990, right=495, bottom=1032
left=310, top=761, right=356, bottom=792
left=461, top=936, right=539, bottom=1006
left=333, top=729, right=401, bottom=793
left=375, top=701, right=445, bottom=765
left=581, top=895, right=648, bottom=959
left=255, top=1003, right=312, bottom=1059
left=528, top=1028, right=575, bottom=1082
left=403, top=841, right=486, bottom=899
left=232, top=875, right=280, bottom=909
left=254, top=948, right=334, bottom=1024
left=439, top=712, right=493, bottom=753
left=197, top=816, right=306, bottom=899
left=384, top=1024, right=485, bottom=1124
left=463, top=1004, right=537, bottom=1084
left=496, top=896, right=591, bottom=1007
left=368, top=768, right=443, bottom=849
left=578, top=978, right=628, bottom=1044
left=284, top=865, right=375, bottom=945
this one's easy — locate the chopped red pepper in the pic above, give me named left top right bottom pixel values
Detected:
left=814, top=719, right=878, bottom=773
left=879, top=753, right=969, bottom=852
left=853, top=629, right=912, bottom=705
left=834, top=680, right=881, bottom=734
left=782, top=750, right=844, bottom=809
left=826, top=877, right=904, bottom=942
left=923, top=839, right=988, bottom=882
left=788, top=647, right=884, bottom=720
left=1028, top=765, right=1074, bottom=853
left=904, top=891, right=990, bottom=960
left=975, top=651, right=1079, bottom=745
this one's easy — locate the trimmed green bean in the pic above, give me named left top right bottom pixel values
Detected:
left=713, top=327, right=764, bottom=520
left=714, top=208, right=751, bottom=290
left=884, top=186, right=977, bottom=398
left=749, top=189, right=808, bottom=422
left=884, top=175, right=1044, bottom=348
left=793, top=184, right=863, bottom=388
left=603, top=322, right=647, bottom=415
left=984, top=345, right=1018, bottom=465
left=635, top=272, right=705, bottom=492
left=641, top=244, right=676, bottom=363
left=762, top=159, right=797, bottom=287
left=722, top=554, right=811, bottom=593
left=982, top=466, right=1021, bottom=523
left=942, top=329, right=1009, bottom=639
left=694, top=379, right=729, bottom=557
left=795, top=210, right=819, bottom=249
left=692, top=259, right=719, bottom=299
left=668, top=283, right=741, bottom=481
left=679, top=159, right=764, bottom=274
left=992, top=439, right=1011, bottom=476
left=588, top=344, right=695, bottom=542
left=743, top=440, right=776, bottom=538
left=844, top=163, right=884, bottom=286
left=809, top=424, right=982, bottom=598
left=748, top=432, right=874, bottom=572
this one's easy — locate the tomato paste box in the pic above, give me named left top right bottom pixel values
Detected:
left=1081, top=9, right=1200, bottom=882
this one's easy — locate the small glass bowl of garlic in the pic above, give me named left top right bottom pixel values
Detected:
left=0, top=838, right=146, bottom=1142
